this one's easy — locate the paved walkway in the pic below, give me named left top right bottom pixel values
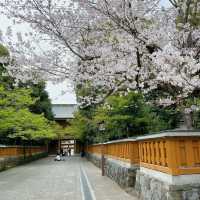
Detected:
left=0, top=156, right=137, bottom=200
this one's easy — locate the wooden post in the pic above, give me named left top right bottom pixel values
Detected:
left=58, top=138, right=61, bottom=153
left=130, top=142, right=135, bottom=165
left=166, top=139, right=179, bottom=175
left=74, top=140, right=77, bottom=154
left=101, top=143, right=105, bottom=176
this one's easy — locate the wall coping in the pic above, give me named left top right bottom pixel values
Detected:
left=89, top=130, right=200, bottom=146
left=89, top=138, right=137, bottom=146
left=0, top=145, right=44, bottom=148
left=90, top=130, right=200, bottom=147
left=105, top=138, right=137, bottom=144
left=88, top=143, right=103, bottom=146
left=136, top=130, right=200, bottom=141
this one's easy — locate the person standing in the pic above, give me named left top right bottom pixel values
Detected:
left=60, top=148, right=64, bottom=156
left=66, top=146, right=69, bottom=156
left=68, top=148, right=71, bottom=156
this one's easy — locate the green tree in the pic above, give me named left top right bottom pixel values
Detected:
left=0, top=44, right=15, bottom=89
left=67, top=92, right=166, bottom=143
left=0, top=85, right=55, bottom=142
left=66, top=111, right=97, bottom=143
left=94, top=92, right=166, bottom=140
left=28, top=82, right=54, bottom=121
left=174, top=0, right=200, bottom=27
left=0, top=44, right=9, bottom=57
left=18, top=81, right=53, bottom=120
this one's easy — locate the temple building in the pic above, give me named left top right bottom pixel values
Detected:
left=45, top=81, right=81, bottom=155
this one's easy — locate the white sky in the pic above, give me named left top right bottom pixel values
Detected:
left=160, top=0, right=171, bottom=7
left=46, top=80, right=77, bottom=105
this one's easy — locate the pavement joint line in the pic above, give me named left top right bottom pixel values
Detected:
left=80, top=166, right=96, bottom=200
left=80, top=176, right=85, bottom=200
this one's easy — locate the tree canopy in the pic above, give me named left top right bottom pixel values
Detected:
left=0, top=45, right=56, bottom=144
left=0, top=0, right=199, bottom=110
left=67, top=92, right=167, bottom=143
left=19, top=81, right=54, bottom=121
left=0, top=84, right=55, bottom=141
left=0, top=1, right=200, bottom=143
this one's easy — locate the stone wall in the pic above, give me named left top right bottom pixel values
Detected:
left=86, top=131, right=200, bottom=200
left=105, top=158, right=138, bottom=189
left=0, top=152, right=48, bottom=172
left=86, top=153, right=101, bottom=168
left=86, top=153, right=138, bottom=189
left=87, top=152, right=200, bottom=200
left=135, top=171, right=200, bottom=200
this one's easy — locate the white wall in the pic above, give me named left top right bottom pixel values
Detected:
left=52, top=104, right=77, bottom=119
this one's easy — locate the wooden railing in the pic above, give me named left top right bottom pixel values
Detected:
left=87, top=144, right=102, bottom=155
left=86, top=131, right=200, bottom=175
left=104, top=140, right=139, bottom=164
left=86, top=139, right=139, bottom=165
left=139, top=139, right=169, bottom=173
left=139, top=136, right=200, bottom=175
left=0, top=146, right=47, bottom=157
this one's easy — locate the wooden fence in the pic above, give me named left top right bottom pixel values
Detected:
left=0, top=146, right=47, bottom=157
left=86, top=139, right=139, bottom=164
left=87, top=144, right=102, bottom=155
left=139, top=136, right=200, bottom=175
left=86, top=132, right=200, bottom=175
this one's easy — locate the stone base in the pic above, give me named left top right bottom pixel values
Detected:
left=135, top=170, right=200, bottom=200
left=86, top=153, right=200, bottom=200
left=105, top=157, right=138, bottom=188
left=86, top=153, right=101, bottom=168
left=0, top=152, right=48, bottom=172
left=86, top=153, right=138, bottom=189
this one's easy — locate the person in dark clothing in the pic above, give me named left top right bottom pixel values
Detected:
left=81, top=150, right=85, bottom=157
left=60, top=148, right=64, bottom=156
left=68, top=148, right=71, bottom=156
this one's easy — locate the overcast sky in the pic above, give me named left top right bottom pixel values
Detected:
left=46, top=80, right=77, bottom=105
left=0, top=0, right=170, bottom=105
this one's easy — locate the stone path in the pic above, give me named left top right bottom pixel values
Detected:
left=0, top=156, right=137, bottom=200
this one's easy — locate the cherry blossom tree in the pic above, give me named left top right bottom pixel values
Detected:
left=73, top=0, right=200, bottom=107
left=0, top=0, right=200, bottom=117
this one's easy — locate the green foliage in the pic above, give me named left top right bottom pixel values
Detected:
left=152, top=106, right=181, bottom=129
left=0, top=44, right=15, bottom=89
left=67, top=92, right=166, bottom=143
left=0, top=85, right=33, bottom=108
left=0, top=66, right=14, bottom=89
left=50, top=122, right=70, bottom=139
left=0, top=108, right=54, bottom=140
left=0, top=46, right=55, bottom=144
left=28, top=82, right=54, bottom=120
left=18, top=81, right=54, bottom=120
left=0, top=45, right=53, bottom=121
left=94, top=93, right=166, bottom=140
left=182, top=97, right=200, bottom=129
left=66, top=108, right=97, bottom=142
left=0, top=44, right=9, bottom=57
left=0, top=85, right=55, bottom=141
left=176, top=0, right=200, bottom=27
left=193, top=109, right=200, bottom=129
